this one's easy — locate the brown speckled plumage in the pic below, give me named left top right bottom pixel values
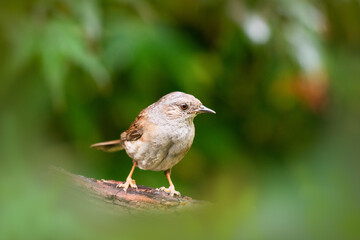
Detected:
left=91, top=92, right=215, bottom=196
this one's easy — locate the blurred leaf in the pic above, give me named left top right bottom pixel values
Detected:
left=1, top=0, right=360, bottom=239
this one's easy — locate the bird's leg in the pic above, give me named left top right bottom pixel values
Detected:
left=158, top=169, right=180, bottom=196
left=116, top=162, right=138, bottom=192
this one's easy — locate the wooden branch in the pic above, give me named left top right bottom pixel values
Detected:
left=49, top=167, right=207, bottom=213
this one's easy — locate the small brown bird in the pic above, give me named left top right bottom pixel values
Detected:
left=91, top=92, right=215, bottom=196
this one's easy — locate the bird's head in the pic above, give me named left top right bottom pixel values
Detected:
left=157, top=92, right=215, bottom=123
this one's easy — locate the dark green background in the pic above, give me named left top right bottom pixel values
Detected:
left=1, top=0, right=360, bottom=239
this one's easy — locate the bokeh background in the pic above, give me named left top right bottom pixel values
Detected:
left=1, top=0, right=360, bottom=239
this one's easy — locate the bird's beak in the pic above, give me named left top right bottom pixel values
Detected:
left=195, top=105, right=216, bottom=114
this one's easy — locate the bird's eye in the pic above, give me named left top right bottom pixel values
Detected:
left=180, top=103, right=188, bottom=110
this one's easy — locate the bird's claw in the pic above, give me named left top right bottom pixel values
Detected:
left=116, top=177, right=137, bottom=192
left=157, top=186, right=181, bottom=197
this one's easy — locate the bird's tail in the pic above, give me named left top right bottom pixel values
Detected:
left=90, top=139, right=124, bottom=152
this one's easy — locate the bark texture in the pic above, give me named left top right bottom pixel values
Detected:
left=50, top=167, right=207, bottom=213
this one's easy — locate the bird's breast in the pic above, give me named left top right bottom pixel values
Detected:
left=124, top=123, right=195, bottom=171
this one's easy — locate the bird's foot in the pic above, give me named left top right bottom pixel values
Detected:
left=157, top=185, right=181, bottom=197
left=116, top=177, right=137, bottom=192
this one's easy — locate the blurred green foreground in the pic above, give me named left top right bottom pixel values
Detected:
left=1, top=0, right=360, bottom=239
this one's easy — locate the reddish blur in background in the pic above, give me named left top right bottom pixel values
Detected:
left=0, top=1, right=360, bottom=239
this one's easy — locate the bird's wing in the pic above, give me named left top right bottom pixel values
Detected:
left=121, top=110, right=146, bottom=142
left=91, top=110, right=149, bottom=152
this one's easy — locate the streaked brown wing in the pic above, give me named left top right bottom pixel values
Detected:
left=121, top=110, right=146, bottom=142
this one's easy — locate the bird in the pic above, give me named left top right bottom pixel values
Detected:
left=91, top=91, right=215, bottom=196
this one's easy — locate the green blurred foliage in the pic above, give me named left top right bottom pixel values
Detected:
left=1, top=0, right=360, bottom=239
